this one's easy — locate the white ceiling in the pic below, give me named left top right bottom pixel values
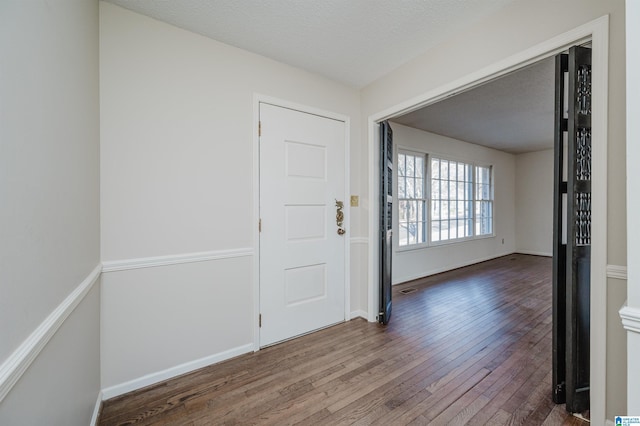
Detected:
left=104, top=0, right=554, bottom=154
left=104, top=0, right=518, bottom=88
left=393, top=57, right=556, bottom=154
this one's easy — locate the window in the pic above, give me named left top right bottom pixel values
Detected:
left=397, top=152, right=494, bottom=247
left=475, top=165, right=493, bottom=236
left=431, top=158, right=474, bottom=242
left=397, top=151, right=427, bottom=246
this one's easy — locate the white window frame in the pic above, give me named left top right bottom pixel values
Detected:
left=397, top=149, right=429, bottom=249
left=474, top=164, right=494, bottom=237
left=430, top=157, right=475, bottom=244
left=396, top=151, right=495, bottom=250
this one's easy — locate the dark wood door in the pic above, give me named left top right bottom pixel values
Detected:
left=379, top=121, right=393, bottom=325
left=552, top=46, right=591, bottom=414
left=552, top=52, right=568, bottom=405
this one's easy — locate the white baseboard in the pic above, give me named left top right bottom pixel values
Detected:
left=0, top=264, right=102, bottom=404
left=101, top=343, right=253, bottom=400
left=515, top=250, right=552, bottom=257
left=90, top=391, right=103, bottom=426
left=393, top=251, right=514, bottom=285
left=350, top=310, right=368, bottom=320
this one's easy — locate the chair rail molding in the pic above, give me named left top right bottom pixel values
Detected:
left=350, top=237, right=369, bottom=245
left=102, top=248, right=254, bottom=273
left=0, top=264, right=102, bottom=403
left=606, top=264, right=628, bottom=280
left=619, top=304, right=640, bottom=334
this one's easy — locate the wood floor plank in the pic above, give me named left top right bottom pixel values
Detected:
left=282, top=296, right=544, bottom=424
left=180, top=326, right=385, bottom=421
left=98, top=254, right=587, bottom=426
left=487, top=408, right=512, bottom=425
left=327, top=308, right=546, bottom=426
left=465, top=332, right=553, bottom=425
left=508, top=369, right=556, bottom=425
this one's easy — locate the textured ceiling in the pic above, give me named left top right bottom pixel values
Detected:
left=393, top=57, right=556, bottom=154
left=104, top=0, right=518, bottom=88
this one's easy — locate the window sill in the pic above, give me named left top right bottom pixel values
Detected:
left=396, top=242, right=430, bottom=252
left=396, top=234, right=496, bottom=252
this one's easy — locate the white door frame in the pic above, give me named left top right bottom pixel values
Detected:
left=253, top=94, right=351, bottom=350
left=367, top=16, right=609, bottom=424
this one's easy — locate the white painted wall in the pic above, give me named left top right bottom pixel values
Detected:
left=0, top=0, right=101, bottom=424
left=625, top=0, right=639, bottom=308
left=0, top=286, right=101, bottom=425
left=515, top=149, right=554, bottom=256
left=390, top=123, right=516, bottom=284
left=0, top=0, right=630, bottom=421
left=625, top=0, right=640, bottom=415
left=361, top=0, right=626, bottom=422
left=99, top=2, right=362, bottom=391
left=360, top=0, right=626, bottom=265
left=607, top=279, right=627, bottom=417
left=101, top=259, right=252, bottom=391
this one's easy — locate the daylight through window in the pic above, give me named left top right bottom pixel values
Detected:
left=475, top=165, right=493, bottom=236
left=397, top=153, right=494, bottom=247
left=431, top=158, right=474, bottom=242
left=398, top=152, right=427, bottom=246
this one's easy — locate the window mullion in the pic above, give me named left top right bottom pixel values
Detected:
left=447, top=161, right=451, bottom=241
left=472, top=165, right=476, bottom=237
left=424, top=153, right=429, bottom=245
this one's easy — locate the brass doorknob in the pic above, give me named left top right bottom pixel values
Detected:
left=335, top=199, right=346, bottom=236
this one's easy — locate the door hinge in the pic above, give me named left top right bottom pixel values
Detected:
left=259, top=218, right=262, bottom=232
left=259, top=314, right=262, bottom=328
left=258, top=121, right=262, bottom=137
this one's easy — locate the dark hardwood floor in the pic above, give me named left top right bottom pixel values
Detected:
left=98, top=254, right=588, bottom=425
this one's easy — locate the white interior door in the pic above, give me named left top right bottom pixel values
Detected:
left=259, top=102, right=346, bottom=347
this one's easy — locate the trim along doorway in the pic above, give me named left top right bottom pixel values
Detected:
left=367, top=15, right=609, bottom=425
left=252, top=94, right=352, bottom=351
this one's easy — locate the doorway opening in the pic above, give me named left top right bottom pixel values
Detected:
left=367, top=16, right=608, bottom=423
